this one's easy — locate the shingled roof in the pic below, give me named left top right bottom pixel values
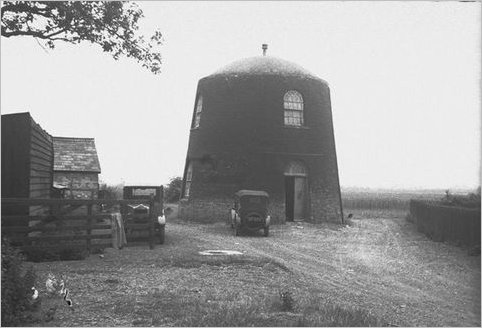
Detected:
left=52, top=137, right=101, bottom=173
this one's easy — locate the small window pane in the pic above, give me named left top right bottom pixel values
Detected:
left=196, top=97, right=203, bottom=114
left=286, top=161, right=307, bottom=175
left=194, top=113, right=201, bottom=128
left=284, top=110, right=303, bottom=126
left=193, top=96, right=203, bottom=128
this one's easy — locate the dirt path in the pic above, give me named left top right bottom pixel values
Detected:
left=164, top=211, right=480, bottom=326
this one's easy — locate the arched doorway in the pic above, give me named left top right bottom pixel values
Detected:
left=284, top=161, right=308, bottom=221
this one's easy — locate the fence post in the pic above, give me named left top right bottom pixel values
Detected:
left=86, top=204, right=93, bottom=252
left=149, top=196, right=154, bottom=250
left=120, top=203, right=127, bottom=245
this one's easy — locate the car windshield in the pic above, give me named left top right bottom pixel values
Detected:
left=239, top=196, right=268, bottom=213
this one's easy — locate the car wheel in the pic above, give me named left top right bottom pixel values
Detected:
left=159, top=225, right=165, bottom=244
left=263, top=226, right=269, bottom=237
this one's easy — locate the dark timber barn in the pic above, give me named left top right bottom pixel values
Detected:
left=1, top=112, right=53, bottom=216
left=179, top=51, right=343, bottom=223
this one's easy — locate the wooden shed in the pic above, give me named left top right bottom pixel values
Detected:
left=52, top=137, right=101, bottom=199
left=1, top=112, right=54, bottom=215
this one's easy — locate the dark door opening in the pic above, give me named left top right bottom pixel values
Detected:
left=285, top=176, right=294, bottom=221
left=285, top=176, right=308, bottom=221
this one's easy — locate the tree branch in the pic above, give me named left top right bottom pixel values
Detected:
left=44, top=27, right=68, bottom=39
left=1, top=1, right=163, bottom=74
left=2, top=27, right=68, bottom=39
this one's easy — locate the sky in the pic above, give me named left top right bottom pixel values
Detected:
left=1, top=1, right=481, bottom=190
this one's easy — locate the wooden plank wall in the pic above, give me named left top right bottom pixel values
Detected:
left=29, top=117, right=53, bottom=199
left=1, top=113, right=31, bottom=199
left=29, top=116, right=54, bottom=215
left=1, top=113, right=32, bottom=216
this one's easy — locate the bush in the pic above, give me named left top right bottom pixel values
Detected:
left=441, top=188, right=481, bottom=209
left=164, top=176, right=182, bottom=203
left=99, top=182, right=123, bottom=200
left=1, top=237, right=37, bottom=326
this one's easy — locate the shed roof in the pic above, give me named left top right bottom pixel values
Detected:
left=52, top=137, right=101, bottom=173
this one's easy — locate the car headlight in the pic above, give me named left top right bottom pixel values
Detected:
left=157, top=215, right=166, bottom=225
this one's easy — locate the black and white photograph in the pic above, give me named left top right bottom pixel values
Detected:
left=1, top=1, right=480, bottom=326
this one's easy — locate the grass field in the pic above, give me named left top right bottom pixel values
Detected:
left=341, top=189, right=445, bottom=211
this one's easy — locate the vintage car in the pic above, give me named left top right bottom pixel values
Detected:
left=230, top=190, right=270, bottom=237
left=123, top=186, right=165, bottom=244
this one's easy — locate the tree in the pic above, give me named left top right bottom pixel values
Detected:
left=164, top=176, right=182, bottom=203
left=1, top=1, right=163, bottom=74
left=99, top=182, right=123, bottom=200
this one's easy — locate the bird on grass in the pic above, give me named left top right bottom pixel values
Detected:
left=45, top=273, right=57, bottom=294
left=59, top=280, right=65, bottom=295
left=63, top=288, right=74, bottom=311
left=31, top=287, right=39, bottom=300
left=30, top=286, right=41, bottom=309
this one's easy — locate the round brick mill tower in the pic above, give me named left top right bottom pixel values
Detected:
left=179, top=48, right=343, bottom=224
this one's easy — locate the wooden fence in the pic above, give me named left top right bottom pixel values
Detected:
left=410, top=200, right=481, bottom=247
left=1, top=197, right=157, bottom=252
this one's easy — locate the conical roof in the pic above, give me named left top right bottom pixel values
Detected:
left=208, top=56, right=325, bottom=82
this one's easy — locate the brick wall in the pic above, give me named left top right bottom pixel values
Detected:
left=53, top=172, right=99, bottom=199
left=180, top=68, right=342, bottom=224
left=179, top=197, right=288, bottom=224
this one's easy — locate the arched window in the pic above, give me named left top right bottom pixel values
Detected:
left=183, top=162, right=193, bottom=198
left=193, top=96, right=203, bottom=128
left=284, top=161, right=308, bottom=176
left=283, top=91, right=304, bottom=126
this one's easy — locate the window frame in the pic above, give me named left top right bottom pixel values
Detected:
left=283, top=90, right=304, bottom=127
left=192, top=95, right=203, bottom=129
left=183, top=162, right=193, bottom=199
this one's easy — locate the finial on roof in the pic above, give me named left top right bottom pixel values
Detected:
left=262, top=44, right=268, bottom=56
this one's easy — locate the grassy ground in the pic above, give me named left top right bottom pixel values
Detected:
left=20, top=207, right=480, bottom=327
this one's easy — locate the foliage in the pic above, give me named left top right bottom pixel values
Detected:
left=164, top=176, right=182, bottom=203
left=441, top=188, right=481, bottom=208
left=1, top=1, right=163, bottom=74
left=1, top=237, right=38, bottom=326
left=99, top=182, right=123, bottom=200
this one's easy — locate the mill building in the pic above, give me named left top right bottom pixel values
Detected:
left=179, top=46, right=343, bottom=223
